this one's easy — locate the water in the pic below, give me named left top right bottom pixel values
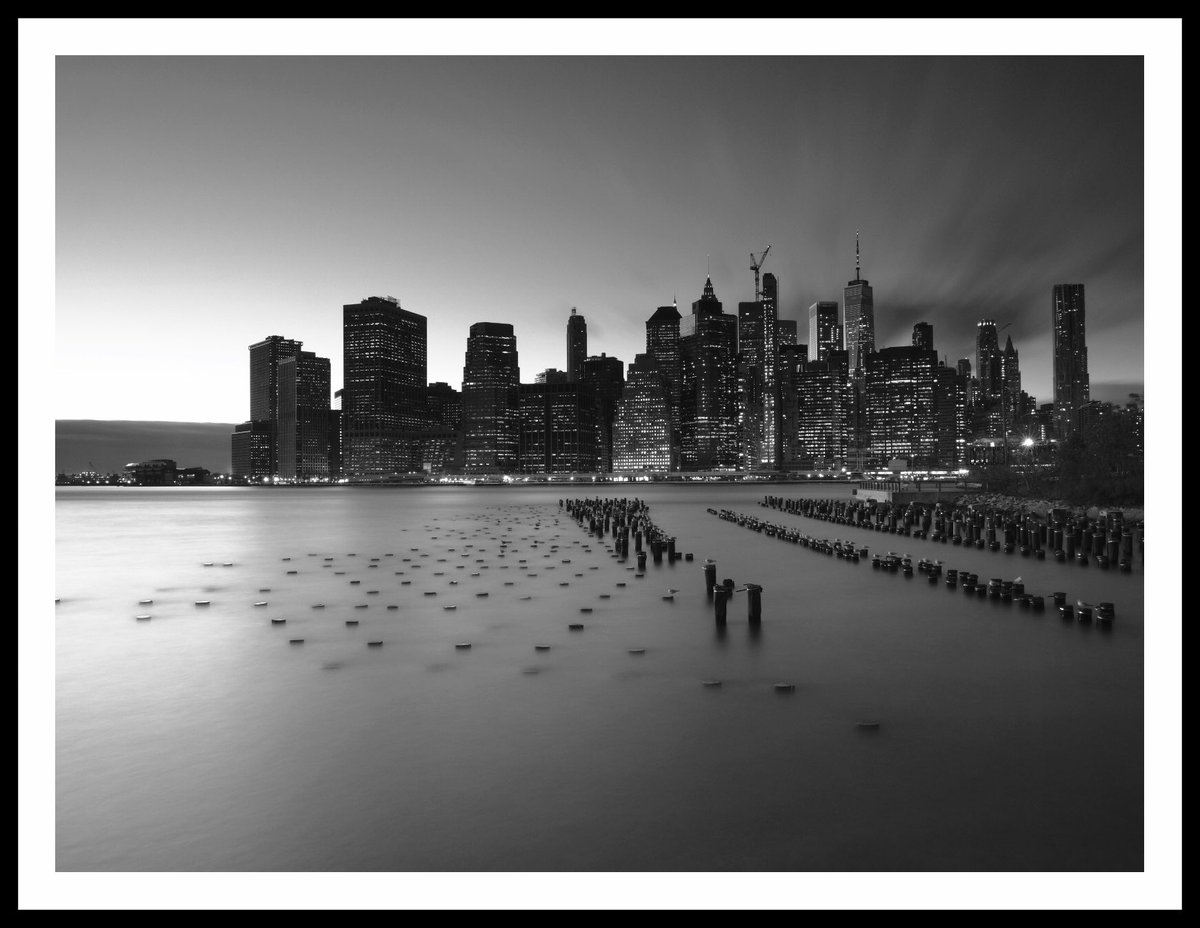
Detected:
left=54, top=485, right=1144, bottom=872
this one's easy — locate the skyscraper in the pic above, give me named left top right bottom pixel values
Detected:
left=462, top=322, right=520, bottom=474
left=612, top=353, right=673, bottom=473
left=247, top=334, right=303, bottom=475
left=1052, top=284, right=1089, bottom=438
left=342, top=296, right=428, bottom=478
left=645, top=303, right=682, bottom=470
left=581, top=353, right=625, bottom=473
left=807, top=301, right=841, bottom=362
left=277, top=350, right=331, bottom=480
left=566, top=307, right=587, bottom=383
left=842, top=233, right=875, bottom=373
left=737, top=272, right=779, bottom=469
left=679, top=277, right=739, bottom=470
left=777, top=318, right=798, bottom=347
left=912, top=322, right=933, bottom=351
left=865, top=346, right=939, bottom=467
left=517, top=381, right=598, bottom=474
left=976, top=320, right=1002, bottom=403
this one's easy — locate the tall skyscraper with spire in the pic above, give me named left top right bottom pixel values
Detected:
left=842, top=232, right=875, bottom=373
left=566, top=307, right=587, bottom=383
left=1052, top=283, right=1089, bottom=438
left=679, top=276, right=739, bottom=470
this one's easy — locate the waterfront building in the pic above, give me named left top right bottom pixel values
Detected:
left=230, top=420, right=271, bottom=479
left=277, top=350, right=331, bottom=480
left=611, top=353, right=672, bottom=473
left=581, top=353, right=625, bottom=473
left=1052, top=283, right=1090, bottom=438
left=462, top=322, right=520, bottom=474
left=342, top=296, right=428, bottom=478
left=645, top=303, right=681, bottom=469
left=245, top=334, right=303, bottom=476
left=787, top=350, right=850, bottom=471
left=679, top=277, right=739, bottom=470
left=865, top=346, right=939, bottom=466
left=517, top=381, right=598, bottom=474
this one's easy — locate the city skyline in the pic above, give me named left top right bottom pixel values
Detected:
left=51, top=51, right=1150, bottom=424
left=24, top=20, right=1182, bottom=913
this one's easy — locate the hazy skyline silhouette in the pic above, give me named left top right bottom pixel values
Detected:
left=55, top=53, right=1145, bottom=423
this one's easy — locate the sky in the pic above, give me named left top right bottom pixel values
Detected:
left=51, top=46, right=1150, bottom=425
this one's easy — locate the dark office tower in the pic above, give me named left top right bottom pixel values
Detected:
left=277, top=351, right=331, bottom=481
left=536, top=369, right=569, bottom=385
left=934, top=362, right=967, bottom=467
left=581, top=353, right=625, bottom=473
left=912, top=322, right=934, bottom=351
left=646, top=303, right=682, bottom=469
left=422, top=381, right=463, bottom=474
left=462, top=322, right=520, bottom=474
left=776, top=342, right=810, bottom=467
left=1052, top=284, right=1089, bottom=438
left=737, top=277, right=779, bottom=470
left=975, top=320, right=1002, bottom=402
left=1000, top=335, right=1022, bottom=425
left=865, top=346, right=939, bottom=467
left=777, top=318, right=798, bottom=346
left=808, top=301, right=842, bottom=362
left=842, top=233, right=875, bottom=373
left=518, top=381, right=598, bottom=474
left=788, top=352, right=851, bottom=471
left=247, top=335, right=303, bottom=475
left=566, top=307, right=587, bottom=383
left=612, top=354, right=672, bottom=473
left=680, top=277, right=739, bottom=470
left=230, top=420, right=271, bottom=479
left=342, top=296, right=427, bottom=478
left=425, top=382, right=462, bottom=431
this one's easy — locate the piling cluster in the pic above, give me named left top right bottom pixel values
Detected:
left=760, top=496, right=1140, bottom=572
left=561, top=496, right=693, bottom=566
left=712, top=507, right=1118, bottom=632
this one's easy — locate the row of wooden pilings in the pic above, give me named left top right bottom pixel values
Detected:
left=711, top=507, right=1117, bottom=629
left=759, top=495, right=1141, bottom=572
left=560, top=498, right=759, bottom=628
left=560, top=497, right=695, bottom=568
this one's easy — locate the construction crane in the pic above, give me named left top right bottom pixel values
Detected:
left=750, top=246, right=772, bottom=302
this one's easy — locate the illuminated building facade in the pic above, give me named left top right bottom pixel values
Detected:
left=612, top=354, right=672, bottom=472
left=277, top=350, right=331, bottom=480
left=808, top=301, right=842, bottom=362
left=342, top=296, right=428, bottom=478
left=679, top=277, right=739, bottom=470
left=517, top=382, right=598, bottom=473
left=462, top=322, right=520, bottom=473
left=1052, top=284, right=1089, bottom=438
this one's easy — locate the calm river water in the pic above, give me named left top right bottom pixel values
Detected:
left=53, top=485, right=1144, bottom=872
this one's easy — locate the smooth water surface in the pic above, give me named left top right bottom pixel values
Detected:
left=55, top=485, right=1144, bottom=871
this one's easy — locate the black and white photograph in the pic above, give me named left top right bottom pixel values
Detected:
left=20, top=17, right=1180, bottom=910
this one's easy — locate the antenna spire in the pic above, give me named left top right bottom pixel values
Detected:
left=855, top=230, right=861, bottom=280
